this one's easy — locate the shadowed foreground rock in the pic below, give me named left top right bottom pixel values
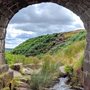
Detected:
left=0, top=64, right=13, bottom=90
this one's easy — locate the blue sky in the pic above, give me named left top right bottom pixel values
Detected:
left=5, top=2, right=84, bottom=48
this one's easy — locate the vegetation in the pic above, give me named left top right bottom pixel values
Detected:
left=30, top=55, right=60, bottom=90
left=5, top=29, right=86, bottom=89
left=11, top=33, right=63, bottom=56
left=6, top=30, right=86, bottom=67
left=11, top=29, right=85, bottom=56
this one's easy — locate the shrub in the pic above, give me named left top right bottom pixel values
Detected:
left=64, top=65, right=73, bottom=75
left=30, top=55, right=60, bottom=90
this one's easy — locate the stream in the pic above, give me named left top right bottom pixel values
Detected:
left=50, top=77, right=73, bottom=90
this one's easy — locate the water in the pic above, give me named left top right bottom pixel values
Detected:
left=50, top=77, right=73, bottom=90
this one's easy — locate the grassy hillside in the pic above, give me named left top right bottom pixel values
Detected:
left=11, top=33, right=65, bottom=56
left=6, top=29, right=86, bottom=68
left=11, top=29, right=86, bottom=57
left=49, top=30, right=86, bottom=54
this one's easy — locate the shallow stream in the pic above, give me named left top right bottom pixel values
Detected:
left=50, top=77, right=73, bottom=90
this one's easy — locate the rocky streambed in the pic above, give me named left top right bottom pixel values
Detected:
left=50, top=77, right=72, bottom=90
left=0, top=64, right=83, bottom=90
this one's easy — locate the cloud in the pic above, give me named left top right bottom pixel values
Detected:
left=10, top=3, right=76, bottom=25
left=6, top=2, right=84, bottom=48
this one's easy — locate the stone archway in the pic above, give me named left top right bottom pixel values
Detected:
left=0, top=0, right=90, bottom=90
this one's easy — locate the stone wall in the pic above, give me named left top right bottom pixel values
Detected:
left=0, top=0, right=90, bottom=89
left=83, top=20, right=90, bottom=90
left=0, top=16, right=8, bottom=64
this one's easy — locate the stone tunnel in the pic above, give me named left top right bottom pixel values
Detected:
left=0, top=0, right=90, bottom=89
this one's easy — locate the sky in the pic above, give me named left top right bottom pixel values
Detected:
left=5, top=2, right=84, bottom=48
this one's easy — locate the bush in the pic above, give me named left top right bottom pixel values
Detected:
left=5, top=52, right=40, bottom=65
left=64, top=65, right=73, bottom=75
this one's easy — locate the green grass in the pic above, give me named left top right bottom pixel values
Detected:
left=30, top=55, right=60, bottom=90
left=5, top=52, right=40, bottom=65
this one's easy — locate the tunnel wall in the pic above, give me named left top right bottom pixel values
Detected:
left=0, top=0, right=90, bottom=89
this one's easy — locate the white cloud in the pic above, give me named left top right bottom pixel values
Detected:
left=5, top=2, right=84, bottom=48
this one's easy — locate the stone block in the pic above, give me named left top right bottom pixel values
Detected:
left=84, top=50, right=89, bottom=61
left=84, top=61, right=90, bottom=72
left=0, top=40, right=5, bottom=53
left=84, top=72, right=90, bottom=90
left=85, top=21, right=90, bottom=32
left=0, top=28, right=6, bottom=39
left=0, top=53, right=5, bottom=64
left=81, top=12, right=90, bottom=22
left=85, top=8, right=90, bottom=17
left=0, top=64, right=9, bottom=74
left=0, top=16, right=8, bottom=27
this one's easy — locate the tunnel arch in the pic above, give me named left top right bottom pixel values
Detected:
left=0, top=0, right=90, bottom=90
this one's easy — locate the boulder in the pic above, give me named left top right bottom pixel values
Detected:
left=24, top=63, right=42, bottom=69
left=13, top=70, right=23, bottom=78
left=59, top=66, right=66, bottom=74
left=21, top=68, right=33, bottom=75
left=14, top=81, right=30, bottom=90
left=14, top=87, right=30, bottom=90
left=58, top=66, right=67, bottom=77
left=11, top=63, right=22, bottom=71
left=0, top=70, right=13, bottom=89
left=9, top=68, right=23, bottom=78
left=16, top=82, right=30, bottom=88
left=2, top=71, right=13, bottom=87
left=18, top=76, right=31, bottom=84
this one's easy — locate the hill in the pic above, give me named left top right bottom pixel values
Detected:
left=5, top=48, right=12, bottom=51
left=11, top=29, right=86, bottom=56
